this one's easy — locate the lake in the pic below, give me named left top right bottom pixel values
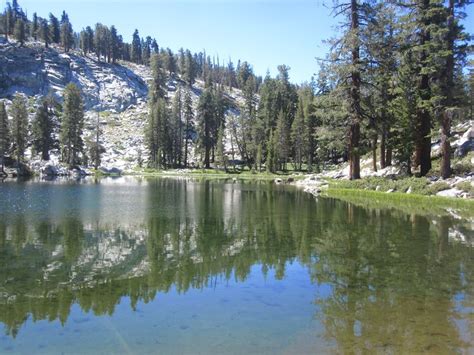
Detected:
left=0, top=177, right=473, bottom=354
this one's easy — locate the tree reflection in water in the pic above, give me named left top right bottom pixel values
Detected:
left=0, top=178, right=472, bottom=353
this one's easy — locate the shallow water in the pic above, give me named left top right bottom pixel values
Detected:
left=0, top=177, right=472, bottom=354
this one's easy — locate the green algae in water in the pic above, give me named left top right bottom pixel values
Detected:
left=0, top=178, right=472, bottom=354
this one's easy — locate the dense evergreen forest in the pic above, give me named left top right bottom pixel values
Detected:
left=0, top=0, right=472, bottom=179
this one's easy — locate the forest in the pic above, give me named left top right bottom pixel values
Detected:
left=0, top=0, right=473, bottom=179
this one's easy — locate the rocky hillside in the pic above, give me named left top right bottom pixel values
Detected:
left=0, top=41, right=148, bottom=111
left=0, top=41, right=245, bottom=171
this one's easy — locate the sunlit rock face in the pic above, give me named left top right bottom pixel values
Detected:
left=0, top=42, right=148, bottom=112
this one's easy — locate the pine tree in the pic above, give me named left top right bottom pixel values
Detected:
left=88, top=112, right=105, bottom=169
left=49, top=13, right=60, bottom=44
left=438, top=0, right=470, bottom=179
left=226, top=60, right=237, bottom=89
left=11, top=0, right=20, bottom=18
left=266, top=129, right=276, bottom=173
left=170, top=88, right=183, bottom=167
left=390, top=53, right=416, bottom=175
left=13, top=18, right=25, bottom=46
left=274, top=110, right=289, bottom=171
left=146, top=51, right=171, bottom=168
left=468, top=62, right=474, bottom=121
left=60, top=83, right=85, bottom=166
left=5, top=3, right=14, bottom=39
left=0, top=101, right=10, bottom=173
left=110, top=25, right=120, bottom=63
left=131, top=29, right=142, bottom=64
left=146, top=98, right=168, bottom=168
left=291, top=97, right=308, bottom=171
left=215, top=123, right=227, bottom=171
left=178, top=48, right=185, bottom=74
left=142, top=36, right=152, bottom=65
left=39, top=18, right=49, bottom=48
left=347, top=0, right=363, bottom=179
left=31, top=12, right=38, bottom=40
left=328, top=0, right=372, bottom=179
left=31, top=100, right=55, bottom=160
left=10, top=94, right=28, bottom=164
left=255, top=144, right=262, bottom=172
left=400, top=0, right=445, bottom=176
left=165, top=48, right=177, bottom=76
left=197, top=88, right=215, bottom=168
left=151, top=39, right=159, bottom=54
left=301, top=85, right=317, bottom=172
left=183, top=49, right=196, bottom=86
left=79, top=26, right=94, bottom=55
left=60, top=12, right=74, bottom=52
left=313, top=69, right=348, bottom=167
left=183, top=89, right=194, bottom=168
left=149, top=54, right=167, bottom=102
left=94, top=23, right=107, bottom=61
left=365, top=2, right=398, bottom=170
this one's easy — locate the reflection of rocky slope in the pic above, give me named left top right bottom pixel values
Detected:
left=0, top=179, right=472, bottom=339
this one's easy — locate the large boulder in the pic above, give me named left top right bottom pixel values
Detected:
left=70, top=166, right=87, bottom=177
left=455, top=139, right=474, bottom=157
left=108, top=167, right=122, bottom=175
left=436, top=188, right=463, bottom=198
left=454, top=126, right=474, bottom=157
left=42, top=165, right=58, bottom=176
left=5, top=162, right=32, bottom=177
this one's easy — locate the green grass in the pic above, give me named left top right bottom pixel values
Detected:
left=324, top=188, right=474, bottom=219
left=456, top=181, right=474, bottom=197
left=327, top=176, right=471, bottom=196
left=452, top=152, right=474, bottom=175
left=328, top=176, right=435, bottom=194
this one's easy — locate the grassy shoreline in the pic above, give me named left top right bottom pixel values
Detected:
left=124, top=168, right=305, bottom=181
left=321, top=187, right=474, bottom=218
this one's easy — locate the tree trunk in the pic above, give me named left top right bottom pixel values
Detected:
left=0, top=156, right=4, bottom=176
left=380, top=128, right=386, bottom=169
left=415, top=0, right=432, bottom=176
left=372, top=134, right=377, bottom=172
left=184, top=122, right=189, bottom=168
left=307, top=151, right=313, bottom=173
left=349, top=123, right=360, bottom=179
left=349, top=0, right=361, bottom=180
left=415, top=107, right=431, bottom=176
left=204, top=147, right=210, bottom=169
left=440, top=111, right=452, bottom=179
left=42, top=149, right=49, bottom=161
left=386, top=146, right=392, bottom=167
left=440, top=0, right=455, bottom=179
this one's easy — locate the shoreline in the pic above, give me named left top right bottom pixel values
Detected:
left=6, top=170, right=474, bottom=218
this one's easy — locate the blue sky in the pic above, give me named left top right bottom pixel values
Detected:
left=10, top=0, right=474, bottom=83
